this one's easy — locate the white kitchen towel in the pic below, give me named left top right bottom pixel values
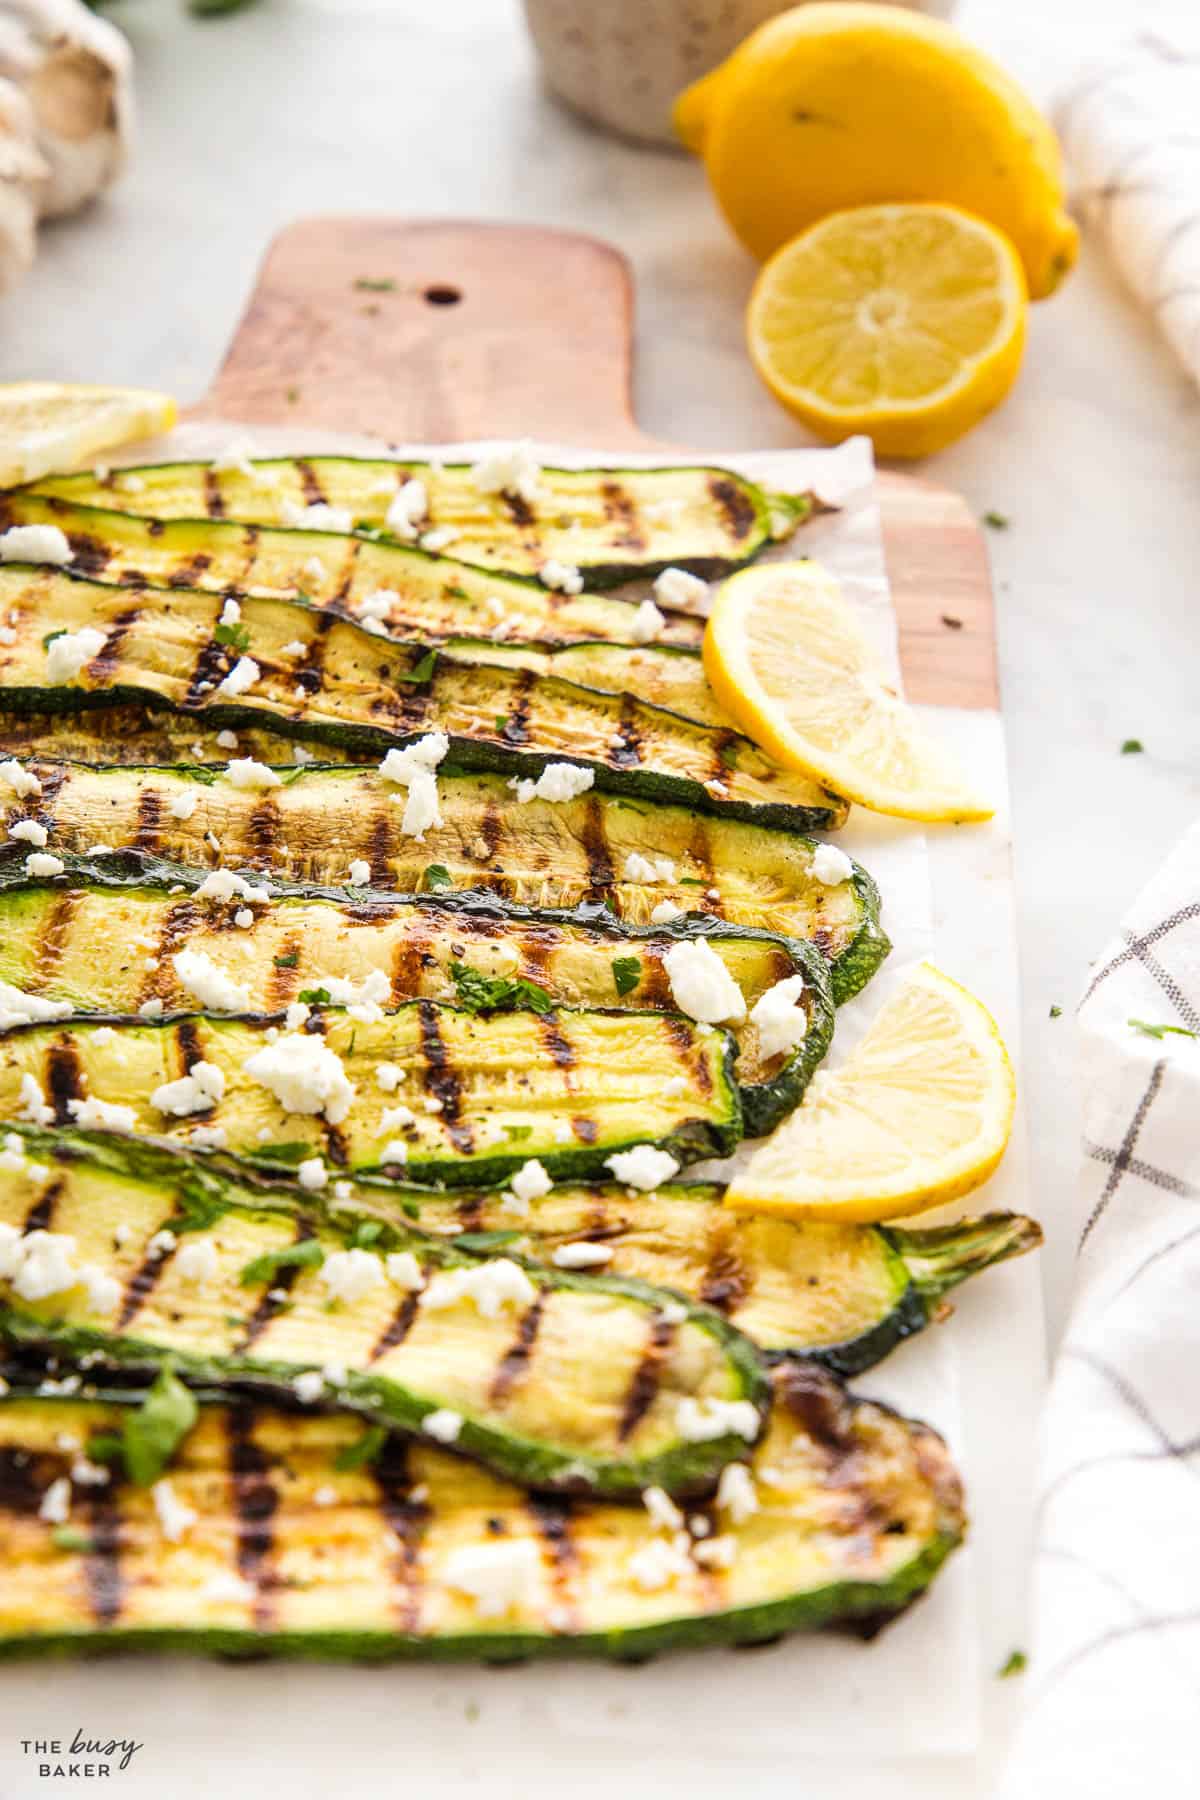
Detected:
left=998, top=821, right=1200, bottom=1798
left=1054, top=29, right=1200, bottom=390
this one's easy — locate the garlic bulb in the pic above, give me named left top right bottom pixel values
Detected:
left=0, top=0, right=133, bottom=221
left=0, top=74, right=44, bottom=290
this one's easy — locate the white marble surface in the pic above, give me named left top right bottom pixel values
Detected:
left=0, top=0, right=1195, bottom=1785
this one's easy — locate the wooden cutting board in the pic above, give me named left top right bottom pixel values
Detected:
left=196, top=216, right=997, bottom=712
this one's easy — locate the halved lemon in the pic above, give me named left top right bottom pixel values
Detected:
left=704, top=560, right=991, bottom=822
left=0, top=382, right=177, bottom=487
left=724, top=962, right=1015, bottom=1224
left=746, top=202, right=1027, bottom=458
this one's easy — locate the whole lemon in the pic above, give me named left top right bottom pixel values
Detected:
left=674, top=2, right=1077, bottom=299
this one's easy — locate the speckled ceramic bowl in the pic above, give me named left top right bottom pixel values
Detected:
left=522, top=0, right=958, bottom=146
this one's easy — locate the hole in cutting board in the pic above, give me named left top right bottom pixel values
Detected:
left=424, top=285, right=462, bottom=307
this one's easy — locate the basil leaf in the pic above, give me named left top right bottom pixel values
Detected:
left=452, top=1230, right=519, bottom=1254
left=239, top=1238, right=325, bottom=1287
left=423, top=864, right=453, bottom=890
left=449, top=961, right=553, bottom=1016
left=214, top=621, right=251, bottom=651
left=611, top=956, right=641, bottom=997
left=122, top=1366, right=198, bottom=1487
left=52, top=1526, right=96, bottom=1552
left=333, top=1424, right=389, bottom=1471
left=297, top=986, right=331, bottom=1005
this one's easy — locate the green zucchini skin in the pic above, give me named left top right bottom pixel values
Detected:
left=0, top=1003, right=743, bottom=1188
left=342, top=1177, right=1043, bottom=1375
left=0, top=1127, right=768, bottom=1500
left=0, top=564, right=844, bottom=833
left=2, top=763, right=888, bottom=1005
left=25, top=457, right=810, bottom=587
left=0, top=495, right=706, bottom=649
left=0, top=1364, right=963, bottom=1661
left=0, top=851, right=836, bottom=1136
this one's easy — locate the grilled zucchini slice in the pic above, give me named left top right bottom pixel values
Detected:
left=345, top=1181, right=1042, bottom=1374
left=8, top=763, right=887, bottom=1001
left=0, top=566, right=842, bottom=832
left=0, top=1363, right=963, bottom=1660
left=0, top=1003, right=741, bottom=1186
left=27, top=456, right=809, bottom=586
left=0, top=496, right=704, bottom=649
left=0, top=854, right=834, bottom=1136
left=0, top=1129, right=766, bottom=1498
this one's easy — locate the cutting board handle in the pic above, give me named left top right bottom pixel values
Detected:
left=202, top=217, right=653, bottom=450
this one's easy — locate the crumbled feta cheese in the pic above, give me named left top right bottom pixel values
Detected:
left=649, top=900, right=684, bottom=925
left=422, top=1258, right=537, bottom=1320
left=293, top=1371, right=325, bottom=1404
left=312, top=1484, right=338, bottom=1507
left=305, top=968, right=390, bottom=1023
left=642, top=1486, right=684, bottom=1533
left=538, top=558, right=583, bottom=595
left=509, top=1158, right=552, bottom=1204
left=79, top=1264, right=121, bottom=1314
left=623, top=851, right=674, bottom=884
left=693, top=1534, right=737, bottom=1570
left=226, top=758, right=281, bottom=791
left=470, top=441, right=542, bottom=505
left=385, top=1250, right=425, bottom=1291
left=171, top=948, right=253, bottom=1014
left=378, top=734, right=450, bottom=786
left=168, top=789, right=199, bottom=821
left=419, top=526, right=457, bottom=553
left=233, top=907, right=254, bottom=930
left=280, top=500, right=353, bottom=533
left=422, top=1407, right=463, bottom=1444
left=749, top=974, right=808, bottom=1060
left=385, top=479, right=428, bottom=538
left=810, top=843, right=854, bottom=886
left=398, top=766, right=442, bottom=840
left=675, top=1396, right=760, bottom=1443
left=498, top=1191, right=530, bottom=1219
left=45, top=625, right=106, bottom=684
left=18, top=1072, right=53, bottom=1125
left=219, top=597, right=242, bottom=627
left=216, top=729, right=239, bottom=750
left=152, top=1479, right=197, bottom=1543
left=150, top=1060, right=226, bottom=1118
left=653, top=567, right=708, bottom=611
left=442, top=1537, right=543, bottom=1618
left=139, top=998, right=164, bottom=1019
left=292, top=744, right=315, bottom=766
left=604, top=1145, right=680, bottom=1190
left=66, top=1096, right=137, bottom=1132
left=297, top=1157, right=328, bottom=1191
left=716, top=1461, right=758, bottom=1524
left=377, top=1139, right=409, bottom=1166
left=628, top=1536, right=692, bottom=1592
left=371, top=1062, right=402, bottom=1091
left=285, top=1001, right=310, bottom=1032
left=174, top=1238, right=220, bottom=1285
left=356, top=587, right=399, bottom=623
left=38, top=1476, right=71, bottom=1524
left=347, top=858, right=371, bottom=885
left=629, top=599, right=666, bottom=644
left=192, top=869, right=271, bottom=906
left=212, top=443, right=256, bottom=479
left=663, top=1075, right=687, bottom=1098
left=0, top=980, right=73, bottom=1032
left=189, top=1124, right=227, bottom=1151
left=0, top=758, right=40, bottom=798
left=86, top=843, right=115, bottom=857
left=552, top=1241, right=613, bottom=1269
left=303, top=556, right=327, bottom=583
left=376, top=1103, right=416, bottom=1135
left=242, top=1031, right=355, bottom=1124
left=422, top=1095, right=443, bottom=1114
left=281, top=639, right=308, bottom=658
left=319, top=1247, right=384, bottom=1303
left=7, top=818, right=46, bottom=846
left=1, top=524, right=71, bottom=566
left=509, top=763, right=594, bottom=806
left=71, top=1455, right=111, bottom=1488
left=24, top=851, right=63, bottom=878
left=662, top=939, right=746, bottom=1024
left=148, top=1229, right=177, bottom=1256
left=10, top=1230, right=80, bottom=1301
left=0, top=1132, right=26, bottom=1171
left=217, top=656, right=261, bottom=699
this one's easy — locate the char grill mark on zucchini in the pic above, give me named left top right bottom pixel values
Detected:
left=350, top=1181, right=1042, bottom=1374
left=0, top=1006, right=742, bottom=1186
left=11, top=765, right=887, bottom=1003
left=0, top=1363, right=962, bottom=1659
left=0, top=1129, right=767, bottom=1499
left=0, top=496, right=705, bottom=649
left=0, top=566, right=842, bottom=832
left=26, top=458, right=809, bottom=586
left=0, top=857, right=836, bottom=1134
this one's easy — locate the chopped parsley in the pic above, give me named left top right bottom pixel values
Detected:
left=214, top=620, right=251, bottom=651
left=1049, top=1004, right=1062, bottom=1019
left=354, top=277, right=396, bottom=293
left=349, top=1220, right=385, bottom=1249
left=982, top=511, right=1009, bottom=531
left=997, top=1649, right=1027, bottom=1678
left=297, top=986, right=332, bottom=1005
left=333, top=1425, right=388, bottom=1471
left=273, top=951, right=300, bottom=969
left=1129, top=1018, right=1197, bottom=1042
left=1121, top=739, right=1144, bottom=755
left=449, top=962, right=553, bottom=1015
left=611, top=956, right=641, bottom=997
left=239, top=1238, right=325, bottom=1287
left=397, top=649, right=438, bottom=684
left=52, top=1526, right=96, bottom=1553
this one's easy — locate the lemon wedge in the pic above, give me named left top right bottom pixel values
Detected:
left=703, top=560, right=991, bottom=822
left=746, top=202, right=1027, bottom=458
left=725, top=962, right=1016, bottom=1224
left=0, top=382, right=177, bottom=488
